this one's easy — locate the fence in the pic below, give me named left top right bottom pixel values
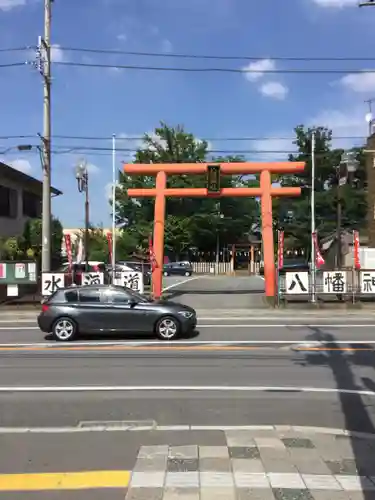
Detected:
left=190, top=261, right=261, bottom=275
left=278, top=268, right=375, bottom=302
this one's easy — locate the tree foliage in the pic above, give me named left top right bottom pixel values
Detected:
left=0, top=216, right=63, bottom=268
left=275, top=125, right=367, bottom=250
left=116, top=122, right=260, bottom=256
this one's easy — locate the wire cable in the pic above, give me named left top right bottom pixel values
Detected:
left=59, top=46, right=375, bottom=62
left=53, top=61, right=375, bottom=74
left=50, top=134, right=367, bottom=142
left=0, top=62, right=28, bottom=68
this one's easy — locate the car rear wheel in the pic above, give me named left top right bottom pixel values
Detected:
left=52, top=317, right=77, bottom=342
left=163, top=271, right=169, bottom=276
left=155, top=316, right=180, bottom=340
left=184, top=271, right=191, bottom=276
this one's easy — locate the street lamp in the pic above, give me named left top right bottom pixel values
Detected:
left=359, top=1, right=375, bottom=6
left=75, top=160, right=89, bottom=272
left=336, top=151, right=359, bottom=269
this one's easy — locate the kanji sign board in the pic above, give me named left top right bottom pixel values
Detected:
left=285, top=272, right=309, bottom=294
left=113, top=271, right=144, bottom=294
left=360, top=271, right=375, bottom=293
left=323, top=271, right=347, bottom=294
left=41, top=273, right=65, bottom=296
left=82, top=272, right=104, bottom=286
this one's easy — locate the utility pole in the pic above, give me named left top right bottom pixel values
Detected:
left=365, top=99, right=375, bottom=135
left=41, top=0, right=52, bottom=272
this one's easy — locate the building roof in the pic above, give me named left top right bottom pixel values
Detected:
left=0, top=161, right=62, bottom=196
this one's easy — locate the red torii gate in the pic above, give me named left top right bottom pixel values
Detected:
left=123, top=162, right=305, bottom=300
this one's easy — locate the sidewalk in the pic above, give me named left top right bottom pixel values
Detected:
left=1, top=425, right=375, bottom=498
left=124, top=426, right=375, bottom=499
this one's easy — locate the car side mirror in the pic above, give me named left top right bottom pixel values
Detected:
left=129, top=298, right=138, bottom=307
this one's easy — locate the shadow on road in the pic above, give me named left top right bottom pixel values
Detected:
left=44, top=329, right=201, bottom=342
left=298, top=327, right=375, bottom=494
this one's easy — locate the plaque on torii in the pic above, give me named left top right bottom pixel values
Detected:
left=123, top=162, right=305, bottom=300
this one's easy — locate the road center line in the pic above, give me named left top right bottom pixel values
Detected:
left=0, top=385, right=373, bottom=395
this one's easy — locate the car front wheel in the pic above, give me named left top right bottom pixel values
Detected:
left=184, top=271, right=191, bottom=276
left=155, top=316, right=180, bottom=340
left=52, top=317, right=77, bottom=342
left=163, top=271, right=169, bottom=276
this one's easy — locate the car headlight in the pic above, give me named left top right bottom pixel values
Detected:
left=178, top=311, right=194, bottom=319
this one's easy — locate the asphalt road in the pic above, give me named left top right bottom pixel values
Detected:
left=0, top=318, right=375, bottom=430
left=2, top=277, right=375, bottom=497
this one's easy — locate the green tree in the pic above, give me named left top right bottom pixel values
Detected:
left=275, top=125, right=367, bottom=251
left=21, top=217, right=63, bottom=268
left=116, top=122, right=259, bottom=255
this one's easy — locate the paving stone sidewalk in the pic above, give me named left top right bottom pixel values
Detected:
left=125, top=426, right=375, bottom=499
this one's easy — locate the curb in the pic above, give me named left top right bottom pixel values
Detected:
left=0, top=424, right=374, bottom=438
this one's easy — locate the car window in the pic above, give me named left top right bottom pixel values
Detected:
left=103, top=289, right=132, bottom=304
left=65, top=289, right=78, bottom=302
left=78, top=288, right=101, bottom=303
left=47, top=289, right=66, bottom=303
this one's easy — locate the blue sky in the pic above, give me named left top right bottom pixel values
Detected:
left=0, top=0, right=373, bottom=228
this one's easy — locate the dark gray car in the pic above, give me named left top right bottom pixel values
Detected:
left=38, top=285, right=197, bottom=342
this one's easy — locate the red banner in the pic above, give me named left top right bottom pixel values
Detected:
left=149, top=234, right=157, bottom=271
left=64, top=234, right=73, bottom=273
left=353, top=230, right=361, bottom=270
left=277, top=230, right=284, bottom=270
left=106, top=232, right=113, bottom=264
left=312, top=232, right=325, bottom=268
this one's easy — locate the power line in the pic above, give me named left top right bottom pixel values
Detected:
left=0, top=63, right=28, bottom=68
left=0, top=134, right=367, bottom=143
left=43, top=145, right=344, bottom=155
left=53, top=61, right=375, bottom=74
left=50, top=134, right=367, bottom=142
left=0, top=46, right=33, bottom=53
left=59, top=46, right=375, bottom=62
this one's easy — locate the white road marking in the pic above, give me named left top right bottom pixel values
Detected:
left=162, top=276, right=201, bottom=292
left=198, top=324, right=375, bottom=328
left=0, top=339, right=375, bottom=348
left=0, top=385, right=374, bottom=395
left=0, top=425, right=365, bottom=435
left=2, top=323, right=375, bottom=332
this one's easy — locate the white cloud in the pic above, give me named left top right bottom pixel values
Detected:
left=242, top=58, right=275, bottom=82
left=338, top=72, right=375, bottom=93
left=252, top=136, right=296, bottom=161
left=0, top=0, right=26, bottom=11
left=51, top=44, right=65, bottom=63
left=242, top=59, right=288, bottom=100
left=259, top=81, right=288, bottom=100
left=116, top=33, right=127, bottom=41
left=311, top=0, right=358, bottom=7
left=8, top=158, right=32, bottom=173
left=161, top=39, right=173, bottom=53
left=308, top=106, right=367, bottom=147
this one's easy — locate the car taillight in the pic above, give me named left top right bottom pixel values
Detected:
left=42, top=304, right=49, bottom=312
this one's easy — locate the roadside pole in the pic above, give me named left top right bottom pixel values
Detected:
left=310, top=131, right=316, bottom=303
left=111, top=134, right=116, bottom=282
